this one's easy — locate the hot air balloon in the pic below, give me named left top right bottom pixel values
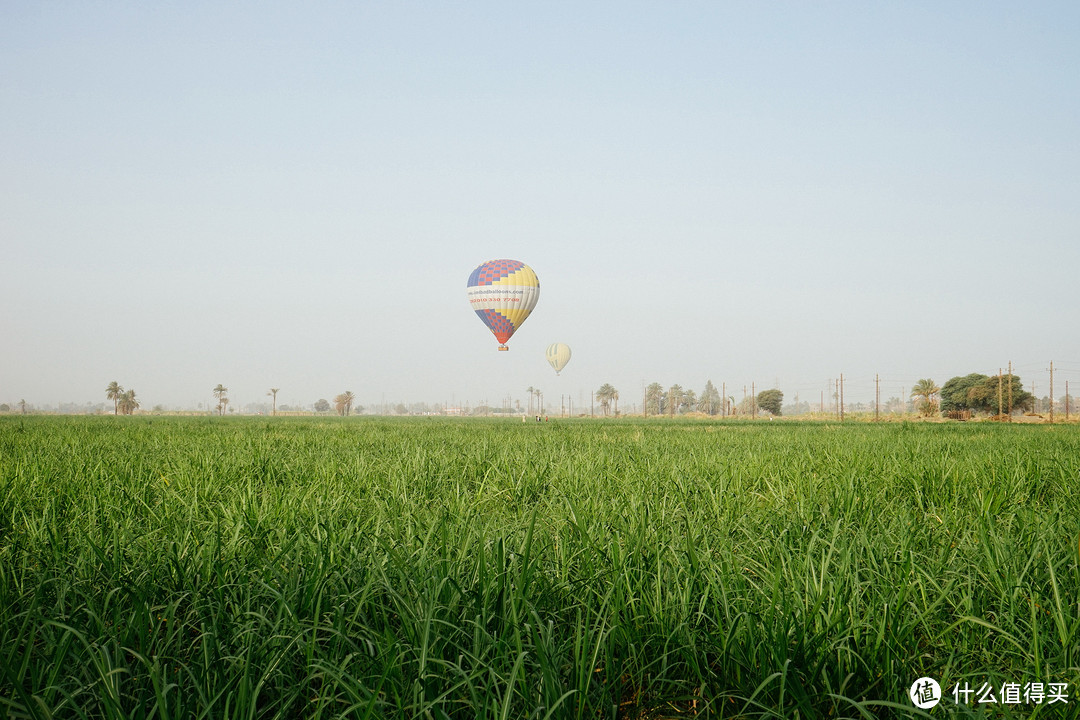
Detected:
left=466, top=259, right=540, bottom=351
left=545, top=343, right=571, bottom=375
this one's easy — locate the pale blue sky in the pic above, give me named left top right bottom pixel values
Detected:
left=3, top=2, right=1079, bottom=411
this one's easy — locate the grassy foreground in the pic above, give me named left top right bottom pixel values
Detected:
left=1, top=416, right=1078, bottom=719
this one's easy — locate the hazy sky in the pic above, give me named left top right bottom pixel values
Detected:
left=3, top=2, right=1079, bottom=411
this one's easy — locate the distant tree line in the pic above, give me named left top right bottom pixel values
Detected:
left=640, top=380, right=783, bottom=417
left=939, top=373, right=1034, bottom=416
left=80, top=371, right=1060, bottom=420
left=906, top=373, right=1040, bottom=418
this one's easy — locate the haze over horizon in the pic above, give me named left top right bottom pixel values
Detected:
left=3, top=2, right=1079, bottom=412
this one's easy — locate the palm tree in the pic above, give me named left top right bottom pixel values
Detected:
left=106, top=381, right=124, bottom=415
left=911, top=378, right=940, bottom=417
left=268, top=388, right=279, bottom=416
left=667, top=384, right=684, bottom=417
left=595, top=384, right=619, bottom=416
left=698, top=380, right=722, bottom=415
left=526, top=386, right=535, bottom=415
left=333, top=392, right=356, bottom=416
left=119, top=389, right=139, bottom=415
left=681, top=388, right=696, bottom=414
left=213, top=384, right=228, bottom=416
left=645, top=383, right=664, bottom=416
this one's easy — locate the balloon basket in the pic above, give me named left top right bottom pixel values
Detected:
left=498, top=345, right=509, bottom=352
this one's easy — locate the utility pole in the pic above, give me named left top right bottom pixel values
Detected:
left=751, top=382, right=756, bottom=419
left=722, top=382, right=726, bottom=417
left=1067, top=380, right=1071, bottom=421
left=834, top=379, right=839, bottom=419
left=591, top=391, right=594, bottom=418
left=997, top=368, right=1002, bottom=416
left=840, top=373, right=845, bottom=421
left=1049, top=361, right=1054, bottom=423
left=875, top=373, right=880, bottom=422
left=1007, top=361, right=1013, bottom=416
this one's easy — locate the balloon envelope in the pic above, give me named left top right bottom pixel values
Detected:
left=466, top=259, right=540, bottom=350
left=546, top=343, right=571, bottom=374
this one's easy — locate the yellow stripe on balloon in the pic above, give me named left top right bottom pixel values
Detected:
left=492, top=267, right=540, bottom=287
left=501, top=308, right=532, bottom=326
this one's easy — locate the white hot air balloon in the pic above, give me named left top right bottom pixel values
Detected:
left=545, top=343, right=571, bottom=375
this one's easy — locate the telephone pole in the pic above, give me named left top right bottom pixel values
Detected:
left=839, top=374, right=845, bottom=421
left=875, top=373, right=880, bottom=422
left=1007, top=361, right=1013, bottom=416
left=751, top=382, right=756, bottom=419
left=997, top=368, right=1002, bottom=416
left=1049, top=361, right=1054, bottom=423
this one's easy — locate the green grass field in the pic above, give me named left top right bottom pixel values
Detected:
left=1, top=416, right=1078, bottom=719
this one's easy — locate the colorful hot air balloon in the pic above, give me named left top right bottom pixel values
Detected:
left=546, top=343, right=571, bottom=375
left=466, top=259, right=540, bottom=351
